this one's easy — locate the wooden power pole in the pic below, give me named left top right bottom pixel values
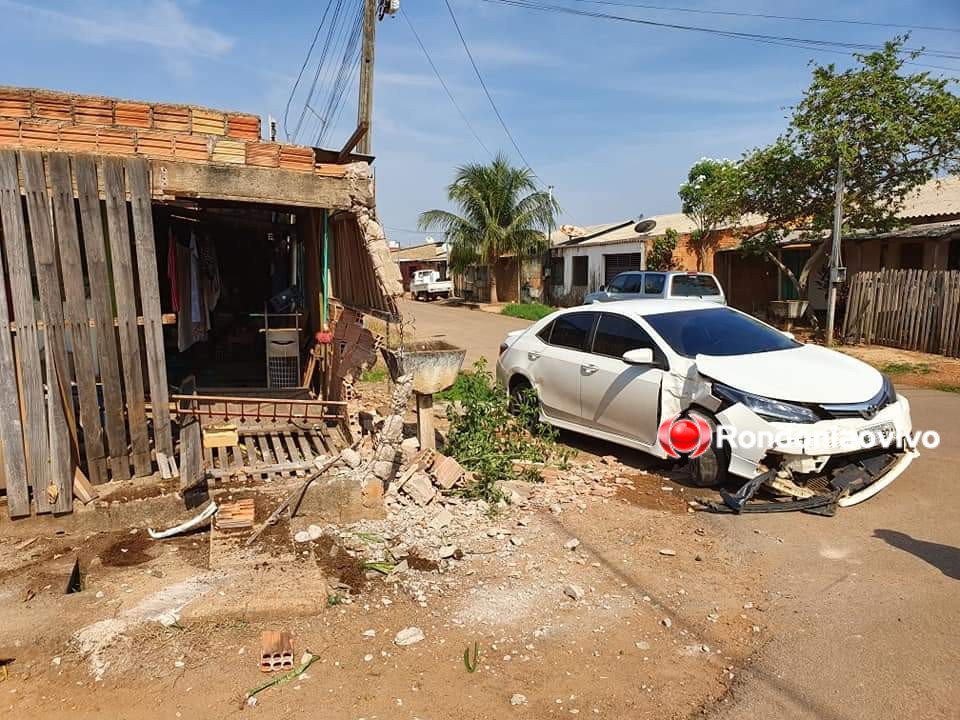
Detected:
left=357, top=0, right=378, bottom=155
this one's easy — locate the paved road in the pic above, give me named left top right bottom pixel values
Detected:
left=406, top=300, right=960, bottom=719
left=399, top=298, right=532, bottom=367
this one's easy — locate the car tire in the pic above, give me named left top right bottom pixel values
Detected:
left=508, top=376, right=540, bottom=423
left=687, top=411, right=728, bottom=488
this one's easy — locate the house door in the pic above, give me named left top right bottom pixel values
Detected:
left=0, top=150, right=171, bottom=518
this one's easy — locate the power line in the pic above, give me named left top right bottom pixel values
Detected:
left=568, top=0, right=960, bottom=34
left=400, top=7, right=494, bottom=157
left=443, top=0, right=540, bottom=174
left=478, top=0, right=960, bottom=71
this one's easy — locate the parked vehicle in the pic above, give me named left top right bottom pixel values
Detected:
left=583, top=271, right=725, bottom=305
left=410, top=269, right=453, bottom=301
left=496, top=300, right=916, bottom=509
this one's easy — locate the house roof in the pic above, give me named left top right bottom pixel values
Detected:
left=551, top=213, right=699, bottom=249
left=390, top=242, right=448, bottom=262
left=898, top=176, right=960, bottom=220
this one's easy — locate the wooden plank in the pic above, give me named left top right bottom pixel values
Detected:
left=73, top=467, right=99, bottom=504
left=102, top=157, right=151, bottom=477
left=256, top=433, right=274, bottom=467
left=294, top=431, right=315, bottom=461
left=178, top=376, right=202, bottom=489
left=74, top=154, right=129, bottom=482
left=125, top=158, right=173, bottom=456
left=0, top=150, right=48, bottom=514
left=282, top=430, right=304, bottom=476
left=156, top=450, right=173, bottom=480
left=48, top=153, right=108, bottom=485
left=269, top=433, right=289, bottom=477
left=0, top=152, right=30, bottom=518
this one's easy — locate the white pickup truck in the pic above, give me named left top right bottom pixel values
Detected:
left=410, top=269, right=454, bottom=301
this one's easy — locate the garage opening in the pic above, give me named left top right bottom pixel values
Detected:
left=603, top=252, right=643, bottom=285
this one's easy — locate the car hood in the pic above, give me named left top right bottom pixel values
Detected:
left=695, top=344, right=883, bottom=404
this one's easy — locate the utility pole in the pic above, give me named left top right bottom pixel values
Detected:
left=357, top=0, right=378, bottom=155
left=825, top=155, right=845, bottom=346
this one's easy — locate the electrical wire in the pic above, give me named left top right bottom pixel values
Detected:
left=567, top=0, right=960, bottom=34
left=400, top=7, right=494, bottom=157
left=477, top=0, right=960, bottom=71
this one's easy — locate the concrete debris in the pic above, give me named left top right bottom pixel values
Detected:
left=563, top=584, right=585, bottom=601
left=564, top=538, right=581, bottom=551
left=307, top=524, right=324, bottom=541
left=404, top=472, right=436, bottom=506
left=661, top=617, right=673, bottom=628
left=428, top=508, right=454, bottom=530
left=659, top=548, right=677, bottom=556
left=511, top=693, right=528, bottom=706
left=391, top=449, right=467, bottom=505
left=340, top=447, right=362, bottom=469
left=394, top=627, right=425, bottom=646
left=294, top=531, right=311, bottom=544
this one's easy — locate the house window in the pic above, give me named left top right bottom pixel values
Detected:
left=603, top=253, right=643, bottom=285
left=572, top=256, right=588, bottom=287
left=551, top=256, right=565, bottom=285
left=899, top=242, right=924, bottom=270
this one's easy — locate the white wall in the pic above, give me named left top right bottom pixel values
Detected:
left=550, top=241, right=646, bottom=300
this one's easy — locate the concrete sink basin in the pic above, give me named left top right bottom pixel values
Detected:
left=384, top=340, right=466, bottom=395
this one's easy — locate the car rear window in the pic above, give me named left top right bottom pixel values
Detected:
left=671, top=274, right=720, bottom=297
left=644, top=308, right=799, bottom=358
left=549, top=312, right=595, bottom=351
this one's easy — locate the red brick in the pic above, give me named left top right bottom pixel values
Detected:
left=278, top=144, right=315, bottom=172
left=115, top=101, right=151, bottom=128
left=60, top=125, right=99, bottom=151
left=173, top=134, right=209, bottom=162
left=136, top=130, right=175, bottom=158
left=74, top=98, right=114, bottom=126
left=0, top=88, right=31, bottom=118
left=153, top=104, right=190, bottom=132
left=245, top=142, right=279, bottom=168
left=0, top=119, right=20, bottom=145
left=98, top=127, right=136, bottom=155
left=20, top=121, right=59, bottom=148
left=227, top=114, right=260, bottom=140
left=33, top=93, right=73, bottom=121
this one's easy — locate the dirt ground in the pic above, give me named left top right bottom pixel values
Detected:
left=0, top=377, right=771, bottom=719
left=837, top=343, right=960, bottom=392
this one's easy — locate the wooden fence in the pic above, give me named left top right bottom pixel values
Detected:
left=842, top=269, right=960, bottom=358
left=0, top=149, right=172, bottom=518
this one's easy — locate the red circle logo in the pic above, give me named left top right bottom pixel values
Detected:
left=657, top=414, right=712, bottom=459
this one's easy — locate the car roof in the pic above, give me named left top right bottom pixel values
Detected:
left=612, top=270, right=715, bottom=277
left=556, top=298, right=725, bottom=318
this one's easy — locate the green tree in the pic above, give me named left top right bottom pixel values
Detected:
left=678, top=158, right=743, bottom=271
left=734, top=38, right=960, bottom=314
left=419, top=154, right=559, bottom=304
left=647, top=227, right=678, bottom=271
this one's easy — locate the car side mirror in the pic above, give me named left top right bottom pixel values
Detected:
left=598, top=285, right=606, bottom=292
left=622, top=348, right=654, bottom=365
left=781, top=330, right=796, bottom=340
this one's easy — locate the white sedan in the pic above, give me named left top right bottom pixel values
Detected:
left=495, top=300, right=917, bottom=510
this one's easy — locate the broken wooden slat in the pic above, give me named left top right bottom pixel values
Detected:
left=269, top=433, right=289, bottom=478
left=21, top=151, right=74, bottom=514
left=48, top=153, right=108, bottom=485
left=75, top=155, right=130, bottom=482
left=156, top=451, right=173, bottom=480
left=102, top=157, right=151, bottom=477
left=0, top=150, right=47, bottom=515
left=73, top=467, right=99, bottom=504
left=178, top=377, right=202, bottom=490
left=126, top=158, right=174, bottom=457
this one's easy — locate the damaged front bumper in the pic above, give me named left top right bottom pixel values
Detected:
left=704, top=394, right=917, bottom=514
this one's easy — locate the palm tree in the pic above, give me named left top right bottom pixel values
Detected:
left=419, top=154, right=559, bottom=304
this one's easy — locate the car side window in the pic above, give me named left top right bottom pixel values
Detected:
left=643, top=273, right=665, bottom=294
left=592, top=313, right=665, bottom=366
left=536, top=321, right=553, bottom=343
left=622, top=274, right=643, bottom=293
left=608, top=275, right=628, bottom=293
left=549, top=312, right=595, bottom=351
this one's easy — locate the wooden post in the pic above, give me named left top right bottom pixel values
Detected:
left=357, top=0, right=377, bottom=155
left=416, top=392, right=435, bottom=451
left=178, top=376, right=202, bottom=490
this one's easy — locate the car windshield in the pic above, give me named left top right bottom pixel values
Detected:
left=644, top=308, right=800, bottom=358
left=671, top=274, right=720, bottom=297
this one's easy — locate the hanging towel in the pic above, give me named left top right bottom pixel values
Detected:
left=167, top=227, right=179, bottom=313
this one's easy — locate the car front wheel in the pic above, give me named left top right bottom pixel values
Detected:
left=687, top=411, right=728, bottom=488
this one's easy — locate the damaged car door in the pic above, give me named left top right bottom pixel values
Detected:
left=579, top=312, right=666, bottom=445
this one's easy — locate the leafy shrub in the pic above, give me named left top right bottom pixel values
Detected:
left=442, top=359, right=569, bottom=503
left=501, top=302, right=555, bottom=321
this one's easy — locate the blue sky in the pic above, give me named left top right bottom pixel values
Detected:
left=1, top=0, right=958, bottom=245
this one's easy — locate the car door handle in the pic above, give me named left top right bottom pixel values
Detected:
left=527, top=351, right=541, bottom=361
left=581, top=364, right=598, bottom=375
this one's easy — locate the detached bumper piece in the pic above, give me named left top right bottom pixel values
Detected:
left=698, top=448, right=915, bottom=516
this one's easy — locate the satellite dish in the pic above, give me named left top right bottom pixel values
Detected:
left=635, top=218, right=657, bottom=234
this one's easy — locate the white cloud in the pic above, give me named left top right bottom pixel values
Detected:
left=0, top=0, right=233, bottom=59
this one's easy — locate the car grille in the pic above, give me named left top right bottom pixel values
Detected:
left=819, top=383, right=895, bottom=421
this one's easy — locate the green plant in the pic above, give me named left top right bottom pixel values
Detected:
left=326, top=593, right=345, bottom=607
left=463, top=642, right=481, bottom=673
left=934, top=383, right=960, bottom=394
left=880, top=362, right=932, bottom=375
left=442, top=359, right=570, bottom=504
left=501, top=302, right=555, bottom=321
left=360, top=365, right=388, bottom=383
left=419, top=154, right=560, bottom=304
left=647, top=228, right=678, bottom=271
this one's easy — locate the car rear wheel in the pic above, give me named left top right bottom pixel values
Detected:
left=687, top=411, right=728, bottom=488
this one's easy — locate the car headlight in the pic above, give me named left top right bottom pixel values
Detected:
left=713, top=382, right=820, bottom=424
